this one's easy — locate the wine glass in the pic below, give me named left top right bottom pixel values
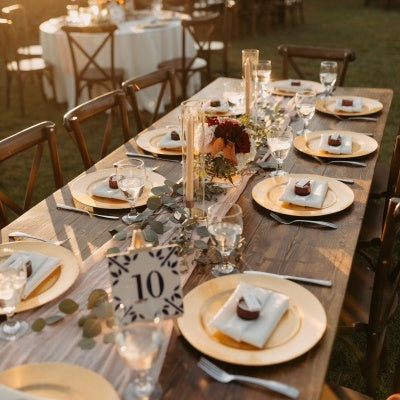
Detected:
left=207, top=202, right=243, bottom=277
left=0, top=257, right=29, bottom=341
left=320, top=61, right=337, bottom=97
left=115, top=316, right=164, bottom=400
left=267, top=126, right=293, bottom=176
left=117, top=158, right=146, bottom=225
left=256, top=60, right=272, bottom=101
left=294, top=89, right=316, bottom=135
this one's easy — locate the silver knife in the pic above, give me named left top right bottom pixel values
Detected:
left=126, top=152, right=181, bottom=163
left=243, top=270, right=332, bottom=287
left=335, top=178, right=354, bottom=184
left=56, top=204, right=119, bottom=220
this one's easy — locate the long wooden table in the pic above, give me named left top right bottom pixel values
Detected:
left=0, top=78, right=393, bottom=399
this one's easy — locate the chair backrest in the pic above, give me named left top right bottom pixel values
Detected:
left=63, top=89, right=131, bottom=169
left=0, top=18, right=19, bottom=64
left=61, top=24, right=119, bottom=104
left=1, top=4, right=29, bottom=50
left=277, top=44, right=356, bottom=86
left=387, top=135, right=400, bottom=199
left=122, top=67, right=176, bottom=133
left=0, top=121, right=63, bottom=228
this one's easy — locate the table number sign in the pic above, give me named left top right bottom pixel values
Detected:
left=107, top=245, right=183, bottom=324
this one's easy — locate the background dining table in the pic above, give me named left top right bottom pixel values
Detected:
left=40, top=11, right=199, bottom=111
left=0, top=77, right=393, bottom=399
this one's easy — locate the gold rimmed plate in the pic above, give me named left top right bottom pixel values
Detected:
left=252, top=173, right=354, bottom=217
left=0, top=362, right=119, bottom=399
left=294, top=130, right=378, bottom=159
left=136, top=128, right=182, bottom=156
left=267, top=79, right=325, bottom=96
left=177, top=274, right=326, bottom=366
left=70, top=168, right=165, bottom=210
left=0, top=242, right=80, bottom=313
left=316, top=96, right=383, bottom=116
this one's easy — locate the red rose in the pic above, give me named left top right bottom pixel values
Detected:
left=235, top=131, right=251, bottom=153
left=206, top=117, right=219, bottom=126
left=214, top=121, right=242, bottom=143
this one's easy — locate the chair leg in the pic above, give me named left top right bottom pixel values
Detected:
left=6, top=71, right=11, bottom=108
left=17, top=73, right=25, bottom=116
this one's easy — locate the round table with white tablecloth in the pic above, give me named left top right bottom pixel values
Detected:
left=39, top=11, right=200, bottom=111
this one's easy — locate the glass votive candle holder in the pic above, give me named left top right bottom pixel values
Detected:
left=79, top=7, right=92, bottom=25
left=66, top=4, right=79, bottom=23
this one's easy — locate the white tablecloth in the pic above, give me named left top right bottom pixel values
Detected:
left=40, top=13, right=200, bottom=111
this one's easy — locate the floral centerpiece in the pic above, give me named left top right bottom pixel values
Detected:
left=202, top=117, right=256, bottom=184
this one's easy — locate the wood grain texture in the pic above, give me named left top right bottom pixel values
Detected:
left=0, top=78, right=393, bottom=400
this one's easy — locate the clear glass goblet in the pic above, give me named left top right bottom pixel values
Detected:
left=207, top=202, right=243, bottom=277
left=117, top=158, right=146, bottom=225
left=320, top=61, right=337, bottom=97
left=0, top=257, right=29, bottom=341
left=115, top=316, right=164, bottom=400
left=295, top=89, right=316, bottom=135
left=267, top=126, right=293, bottom=177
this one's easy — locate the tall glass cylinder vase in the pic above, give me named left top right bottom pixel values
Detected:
left=242, top=49, right=259, bottom=120
left=181, top=99, right=206, bottom=217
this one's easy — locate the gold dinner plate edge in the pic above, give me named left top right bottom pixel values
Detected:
left=316, top=96, right=383, bottom=116
left=136, top=128, right=182, bottom=156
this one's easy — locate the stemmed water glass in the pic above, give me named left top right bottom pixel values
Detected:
left=207, top=202, right=243, bottom=277
left=320, top=61, right=337, bottom=97
left=294, top=89, right=316, bottom=135
left=115, top=315, right=164, bottom=400
left=0, top=257, right=29, bottom=341
left=267, top=126, right=293, bottom=177
left=117, top=158, right=146, bottom=225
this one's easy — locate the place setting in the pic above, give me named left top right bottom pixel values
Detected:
left=266, top=79, right=325, bottom=97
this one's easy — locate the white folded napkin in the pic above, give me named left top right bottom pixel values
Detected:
left=91, top=179, right=126, bottom=201
left=319, top=133, right=353, bottom=155
left=3, top=251, right=61, bottom=299
left=274, top=80, right=311, bottom=93
left=158, top=131, right=183, bottom=150
left=279, top=178, right=329, bottom=208
left=0, top=384, right=50, bottom=400
left=333, top=97, right=363, bottom=112
left=210, top=281, right=289, bottom=348
left=205, top=100, right=230, bottom=115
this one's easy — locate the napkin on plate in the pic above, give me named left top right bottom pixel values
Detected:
left=210, top=281, right=289, bottom=348
left=279, top=178, right=329, bottom=208
left=333, top=97, right=363, bottom=112
left=91, top=179, right=126, bottom=201
left=2, top=251, right=61, bottom=299
left=205, top=100, right=230, bottom=115
left=319, top=133, right=353, bottom=155
left=274, top=80, right=312, bottom=93
left=0, top=384, right=49, bottom=400
left=158, top=131, right=184, bottom=150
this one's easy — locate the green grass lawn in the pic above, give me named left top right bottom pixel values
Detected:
left=1, top=0, right=400, bottom=397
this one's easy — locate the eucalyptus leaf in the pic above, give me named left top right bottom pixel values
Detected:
left=79, top=338, right=96, bottom=350
left=149, top=220, right=164, bottom=234
left=164, top=179, right=176, bottom=189
left=59, top=298, right=79, bottom=314
left=257, top=161, right=275, bottom=170
left=45, top=315, right=64, bottom=325
left=83, top=318, right=102, bottom=338
left=87, top=289, right=108, bottom=309
left=143, top=227, right=158, bottom=243
left=32, top=318, right=46, bottom=332
left=106, top=318, right=115, bottom=329
left=94, top=301, right=113, bottom=319
left=113, top=231, right=127, bottom=241
left=151, top=186, right=168, bottom=196
left=103, top=332, right=116, bottom=344
left=147, top=196, right=162, bottom=210
left=78, top=315, right=96, bottom=327
left=196, top=226, right=209, bottom=237
left=162, top=196, right=175, bottom=205
left=194, top=240, right=208, bottom=250
left=106, top=247, right=120, bottom=255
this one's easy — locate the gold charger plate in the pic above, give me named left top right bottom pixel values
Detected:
left=177, top=274, right=326, bottom=366
left=294, top=130, right=378, bottom=159
left=136, top=128, right=182, bottom=156
left=316, top=95, right=383, bottom=116
left=70, top=168, right=165, bottom=210
left=252, top=173, right=354, bottom=217
left=0, top=242, right=80, bottom=313
left=0, top=362, right=119, bottom=400
left=267, top=79, right=325, bottom=96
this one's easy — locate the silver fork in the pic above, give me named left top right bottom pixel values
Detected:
left=311, top=155, right=366, bottom=167
left=333, top=114, right=378, bottom=122
left=270, top=212, right=337, bottom=229
left=8, top=231, right=68, bottom=246
left=198, top=357, right=299, bottom=399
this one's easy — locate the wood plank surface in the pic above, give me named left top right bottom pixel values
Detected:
left=0, top=78, right=393, bottom=400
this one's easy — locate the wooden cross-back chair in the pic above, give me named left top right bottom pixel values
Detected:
left=338, top=197, right=400, bottom=396
left=61, top=24, right=124, bottom=107
left=122, top=67, right=176, bottom=133
left=277, top=44, right=356, bottom=86
left=0, top=18, right=56, bottom=115
left=158, top=12, right=220, bottom=99
left=1, top=3, right=42, bottom=59
left=63, top=89, right=131, bottom=169
left=0, top=121, right=63, bottom=228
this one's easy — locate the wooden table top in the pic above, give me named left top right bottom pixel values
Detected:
left=0, top=78, right=393, bottom=400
